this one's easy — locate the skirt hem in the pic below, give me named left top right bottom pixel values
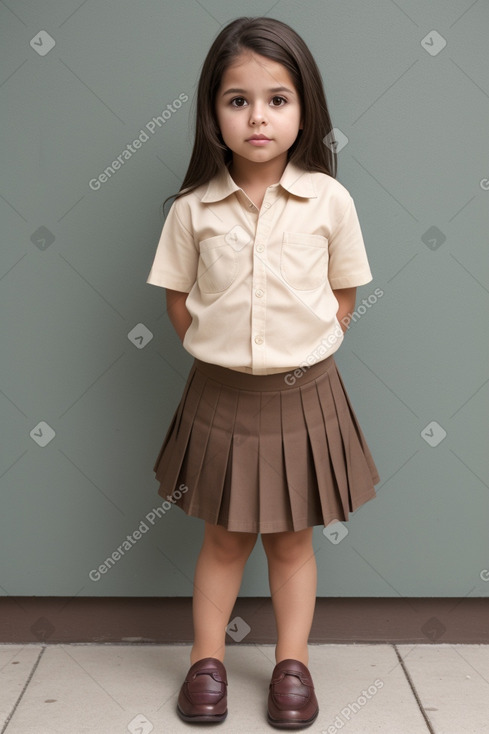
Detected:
left=159, top=485, right=378, bottom=534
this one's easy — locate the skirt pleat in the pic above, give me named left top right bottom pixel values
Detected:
left=334, top=367, right=381, bottom=489
left=228, top=390, right=262, bottom=527
left=255, top=392, right=286, bottom=528
left=326, top=366, right=380, bottom=511
left=315, top=370, right=352, bottom=520
left=281, top=388, right=318, bottom=531
left=151, top=356, right=379, bottom=533
left=300, top=379, right=347, bottom=524
left=192, top=383, right=238, bottom=523
left=178, top=375, right=222, bottom=517
left=152, top=365, right=203, bottom=490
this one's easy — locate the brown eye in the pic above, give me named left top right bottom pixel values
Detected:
left=271, top=96, right=287, bottom=106
left=230, top=97, right=246, bottom=107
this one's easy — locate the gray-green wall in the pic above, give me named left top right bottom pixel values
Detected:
left=1, top=1, right=488, bottom=599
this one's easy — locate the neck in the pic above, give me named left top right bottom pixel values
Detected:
left=229, top=154, right=288, bottom=189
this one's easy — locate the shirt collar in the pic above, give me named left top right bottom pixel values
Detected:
left=200, top=160, right=318, bottom=203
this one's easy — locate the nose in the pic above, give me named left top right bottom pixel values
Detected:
left=249, top=103, right=267, bottom=126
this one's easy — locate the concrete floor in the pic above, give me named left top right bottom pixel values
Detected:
left=1, top=643, right=488, bottom=733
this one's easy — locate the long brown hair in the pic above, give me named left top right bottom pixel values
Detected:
left=162, top=17, right=337, bottom=211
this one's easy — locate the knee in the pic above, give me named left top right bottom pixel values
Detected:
left=261, top=528, right=313, bottom=564
left=204, top=523, right=258, bottom=563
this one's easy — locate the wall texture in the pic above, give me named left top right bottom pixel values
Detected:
left=1, top=0, right=488, bottom=598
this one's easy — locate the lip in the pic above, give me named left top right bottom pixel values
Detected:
left=247, top=135, right=272, bottom=146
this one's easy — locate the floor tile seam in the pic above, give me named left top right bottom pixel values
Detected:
left=393, top=643, right=436, bottom=734
left=1, top=646, right=46, bottom=734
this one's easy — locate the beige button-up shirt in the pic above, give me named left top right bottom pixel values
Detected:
left=146, top=161, right=373, bottom=375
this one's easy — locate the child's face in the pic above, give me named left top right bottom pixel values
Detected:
left=215, top=51, right=303, bottom=170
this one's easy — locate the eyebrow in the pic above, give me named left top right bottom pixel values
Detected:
left=221, top=86, right=295, bottom=96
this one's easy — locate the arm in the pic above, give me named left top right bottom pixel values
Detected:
left=166, top=288, right=192, bottom=343
left=333, top=287, right=357, bottom=333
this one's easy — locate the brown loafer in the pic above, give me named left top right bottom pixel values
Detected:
left=177, top=657, right=228, bottom=723
left=267, top=658, right=319, bottom=729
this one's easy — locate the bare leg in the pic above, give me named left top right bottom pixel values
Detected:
left=261, top=527, right=317, bottom=666
left=190, top=521, right=258, bottom=665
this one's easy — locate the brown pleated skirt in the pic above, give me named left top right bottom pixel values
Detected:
left=151, top=355, right=380, bottom=534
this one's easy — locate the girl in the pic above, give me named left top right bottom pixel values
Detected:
left=146, top=16, right=380, bottom=730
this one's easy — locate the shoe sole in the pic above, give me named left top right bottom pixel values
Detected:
left=267, top=708, right=319, bottom=729
left=177, top=705, right=227, bottom=724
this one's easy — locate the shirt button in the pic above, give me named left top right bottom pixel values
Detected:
left=264, top=202, right=271, bottom=208
left=255, top=289, right=264, bottom=298
left=256, top=244, right=264, bottom=253
left=254, top=335, right=264, bottom=345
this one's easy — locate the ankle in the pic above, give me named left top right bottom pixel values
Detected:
left=275, top=645, right=309, bottom=667
left=190, top=644, right=225, bottom=665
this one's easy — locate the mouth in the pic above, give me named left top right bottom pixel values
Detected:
left=247, top=135, right=272, bottom=146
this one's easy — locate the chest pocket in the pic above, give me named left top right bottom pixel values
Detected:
left=280, top=233, right=329, bottom=290
left=197, top=235, right=239, bottom=293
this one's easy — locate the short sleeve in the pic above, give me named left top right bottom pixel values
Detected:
left=146, top=197, right=198, bottom=292
left=327, top=196, right=373, bottom=289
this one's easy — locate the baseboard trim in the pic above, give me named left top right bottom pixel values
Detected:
left=0, top=597, right=487, bottom=644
